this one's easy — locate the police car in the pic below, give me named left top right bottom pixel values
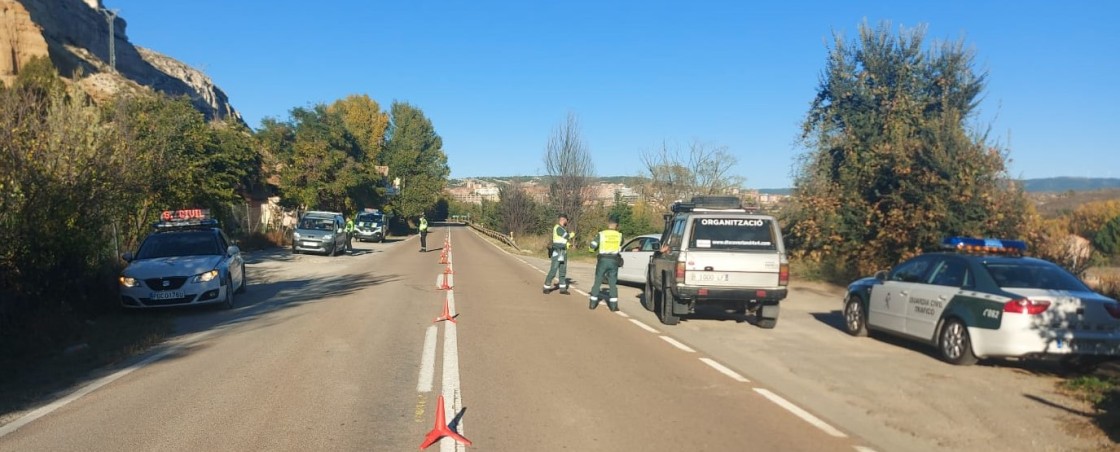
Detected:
left=843, top=237, right=1120, bottom=365
left=119, top=209, right=247, bottom=309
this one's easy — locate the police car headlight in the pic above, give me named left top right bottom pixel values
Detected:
left=119, top=276, right=140, bottom=288
left=193, top=270, right=219, bottom=283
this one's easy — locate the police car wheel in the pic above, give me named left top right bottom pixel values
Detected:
left=221, top=276, right=235, bottom=310
left=236, top=264, right=247, bottom=294
left=938, top=319, right=977, bottom=365
left=843, top=296, right=868, bottom=337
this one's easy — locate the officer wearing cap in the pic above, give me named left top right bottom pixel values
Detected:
left=589, top=216, right=623, bottom=311
left=543, top=214, right=572, bottom=294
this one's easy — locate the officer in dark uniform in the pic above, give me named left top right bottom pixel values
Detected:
left=589, top=216, right=623, bottom=311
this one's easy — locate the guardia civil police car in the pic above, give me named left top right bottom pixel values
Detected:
left=119, top=209, right=247, bottom=309
left=843, top=237, right=1120, bottom=365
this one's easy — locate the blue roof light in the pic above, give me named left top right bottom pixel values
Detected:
left=942, top=237, right=1027, bottom=254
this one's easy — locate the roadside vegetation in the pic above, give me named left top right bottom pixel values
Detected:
left=0, top=58, right=450, bottom=413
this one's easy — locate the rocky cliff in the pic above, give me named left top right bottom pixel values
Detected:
left=0, top=0, right=241, bottom=122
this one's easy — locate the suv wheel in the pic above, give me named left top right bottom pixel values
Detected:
left=641, top=276, right=656, bottom=311
left=658, top=279, right=680, bottom=325
left=755, top=317, right=777, bottom=329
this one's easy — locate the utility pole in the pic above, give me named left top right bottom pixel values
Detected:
left=100, top=8, right=119, bottom=71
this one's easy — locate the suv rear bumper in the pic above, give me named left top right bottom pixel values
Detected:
left=674, top=286, right=787, bottom=303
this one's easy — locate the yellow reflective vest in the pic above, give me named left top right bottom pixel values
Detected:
left=591, top=229, right=622, bottom=254
left=552, top=224, right=570, bottom=248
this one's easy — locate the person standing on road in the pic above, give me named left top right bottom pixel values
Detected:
left=344, top=215, right=355, bottom=253
left=543, top=214, right=572, bottom=294
left=589, top=217, right=623, bottom=311
left=418, top=214, right=429, bottom=252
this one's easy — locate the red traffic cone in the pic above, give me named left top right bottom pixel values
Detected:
left=443, top=265, right=454, bottom=275
left=439, top=252, right=449, bottom=265
left=434, top=297, right=458, bottom=323
left=439, top=274, right=453, bottom=291
left=419, top=395, right=472, bottom=449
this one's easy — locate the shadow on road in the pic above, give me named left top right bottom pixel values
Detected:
left=810, top=310, right=848, bottom=333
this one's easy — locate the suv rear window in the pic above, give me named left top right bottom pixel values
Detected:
left=688, top=218, right=777, bottom=251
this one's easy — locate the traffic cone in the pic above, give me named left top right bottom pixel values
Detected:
left=443, top=264, right=454, bottom=275
left=419, top=395, right=472, bottom=449
left=439, top=273, right=453, bottom=290
left=434, top=296, right=458, bottom=323
left=439, top=251, right=449, bottom=265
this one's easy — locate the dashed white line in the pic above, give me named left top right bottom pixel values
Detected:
left=416, top=325, right=438, bottom=393
left=628, top=319, right=660, bottom=334
left=659, top=336, right=696, bottom=353
left=753, top=388, right=847, bottom=438
left=614, top=311, right=630, bottom=318
left=853, top=447, right=878, bottom=452
left=699, top=357, right=750, bottom=383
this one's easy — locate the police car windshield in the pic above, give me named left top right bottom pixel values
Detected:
left=984, top=262, right=1091, bottom=292
left=136, top=231, right=222, bottom=259
left=299, top=218, right=335, bottom=231
left=688, top=218, right=776, bottom=251
left=357, top=213, right=382, bottom=224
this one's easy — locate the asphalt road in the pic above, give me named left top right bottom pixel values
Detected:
left=0, top=223, right=1109, bottom=451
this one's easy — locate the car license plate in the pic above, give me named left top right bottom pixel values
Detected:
left=692, top=273, right=729, bottom=282
left=150, top=291, right=184, bottom=300
left=303, top=241, right=318, bottom=247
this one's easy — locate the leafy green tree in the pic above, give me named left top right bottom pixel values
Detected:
left=382, top=102, right=449, bottom=224
left=1094, top=216, right=1120, bottom=257
left=269, top=105, right=371, bottom=212
left=786, top=21, right=1029, bottom=276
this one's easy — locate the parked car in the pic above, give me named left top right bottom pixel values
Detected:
left=354, top=209, right=386, bottom=242
left=119, top=209, right=246, bottom=309
left=618, top=234, right=660, bottom=285
left=292, top=211, right=347, bottom=256
left=843, top=237, right=1120, bottom=365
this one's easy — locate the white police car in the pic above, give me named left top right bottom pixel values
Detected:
left=843, top=237, right=1120, bottom=365
left=119, top=209, right=247, bottom=309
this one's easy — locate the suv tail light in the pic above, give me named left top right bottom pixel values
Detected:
left=1105, top=303, right=1120, bottom=319
left=779, top=263, right=789, bottom=286
left=675, top=262, right=685, bottom=280
left=1003, top=298, right=1050, bottom=315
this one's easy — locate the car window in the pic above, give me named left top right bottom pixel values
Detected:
left=298, top=217, right=335, bottom=231
left=688, top=218, right=777, bottom=251
left=984, top=262, right=1092, bottom=291
left=927, top=258, right=971, bottom=288
left=889, top=256, right=934, bottom=283
left=623, top=238, right=643, bottom=252
left=136, top=232, right=222, bottom=259
left=666, top=219, right=687, bottom=250
left=641, top=238, right=660, bottom=251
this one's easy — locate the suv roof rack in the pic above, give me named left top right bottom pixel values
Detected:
left=671, top=195, right=746, bottom=213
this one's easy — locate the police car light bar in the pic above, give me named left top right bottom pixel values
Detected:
left=942, top=237, right=1027, bottom=254
left=154, top=209, right=217, bottom=230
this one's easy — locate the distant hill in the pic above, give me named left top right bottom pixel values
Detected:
left=1020, top=177, right=1120, bottom=193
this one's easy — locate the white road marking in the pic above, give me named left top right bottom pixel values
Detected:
left=614, top=311, right=630, bottom=318
left=659, top=336, right=696, bottom=353
left=628, top=319, right=660, bottom=334
left=417, top=325, right=438, bottom=393
left=853, top=447, right=878, bottom=452
left=0, top=329, right=216, bottom=438
left=441, top=291, right=466, bottom=452
left=753, top=388, right=847, bottom=438
left=699, top=357, right=750, bottom=383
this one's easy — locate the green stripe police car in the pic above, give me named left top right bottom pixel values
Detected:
left=842, top=237, right=1120, bottom=365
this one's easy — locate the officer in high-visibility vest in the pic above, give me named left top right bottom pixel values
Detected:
left=589, top=216, right=623, bottom=311
left=543, top=214, right=572, bottom=294
left=418, top=214, right=429, bottom=252
left=344, top=215, right=355, bottom=253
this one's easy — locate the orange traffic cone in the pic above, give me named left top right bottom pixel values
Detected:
left=419, top=395, right=472, bottom=449
left=443, top=264, right=454, bottom=275
left=434, top=296, right=458, bottom=323
left=439, top=251, right=449, bottom=265
left=439, top=273, right=453, bottom=291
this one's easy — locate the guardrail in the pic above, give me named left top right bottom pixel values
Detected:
left=464, top=221, right=520, bottom=250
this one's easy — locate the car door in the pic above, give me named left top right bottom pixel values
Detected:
left=905, top=256, right=970, bottom=340
left=868, top=255, right=936, bottom=334
left=651, top=219, right=686, bottom=289
left=619, top=237, right=658, bottom=283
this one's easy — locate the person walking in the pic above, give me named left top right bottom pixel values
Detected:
left=418, top=214, right=429, bottom=252
left=589, top=217, right=623, bottom=311
left=542, top=214, right=572, bottom=294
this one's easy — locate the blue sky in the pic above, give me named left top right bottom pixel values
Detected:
left=107, top=0, right=1118, bottom=188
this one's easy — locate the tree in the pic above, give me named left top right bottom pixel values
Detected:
left=497, top=182, right=545, bottom=237
left=543, top=113, right=595, bottom=235
left=1095, top=215, right=1120, bottom=257
left=785, top=21, right=1029, bottom=276
left=382, top=102, right=449, bottom=223
left=640, top=139, right=744, bottom=211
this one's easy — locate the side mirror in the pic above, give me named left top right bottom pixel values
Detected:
left=874, top=270, right=888, bottom=281
left=227, top=245, right=240, bottom=257
left=121, top=252, right=134, bottom=262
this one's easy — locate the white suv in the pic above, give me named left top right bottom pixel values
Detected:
left=646, top=196, right=789, bottom=328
